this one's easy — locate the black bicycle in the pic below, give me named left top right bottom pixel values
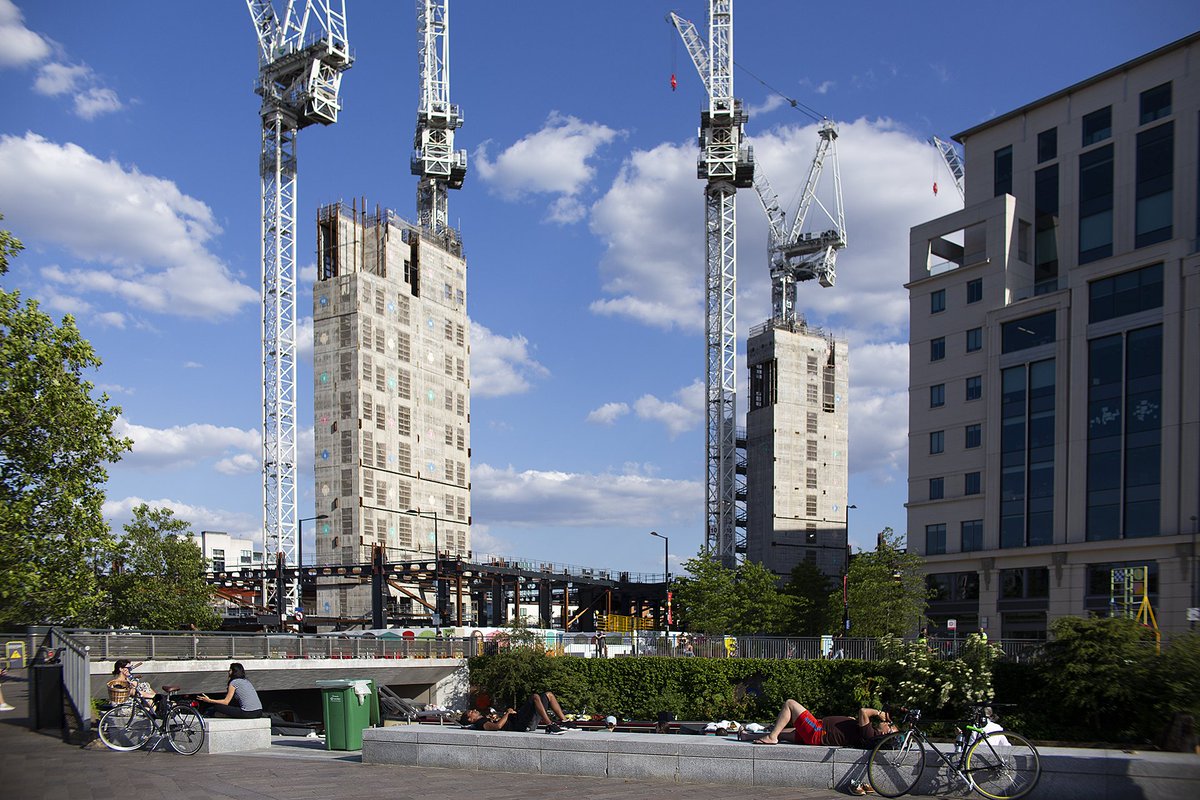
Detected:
left=866, top=705, right=1041, bottom=799
left=98, top=683, right=207, bottom=756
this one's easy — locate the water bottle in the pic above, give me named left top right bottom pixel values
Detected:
left=953, top=730, right=965, bottom=756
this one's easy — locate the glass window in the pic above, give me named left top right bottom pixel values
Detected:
left=930, top=430, right=945, bottom=454
left=965, top=424, right=982, bottom=449
left=1135, top=122, right=1173, bottom=248
left=967, top=278, right=983, bottom=304
left=961, top=519, right=983, bottom=552
left=1082, top=106, right=1112, bottom=146
left=1001, top=310, right=1056, bottom=353
left=1086, top=334, right=1124, bottom=541
left=1079, top=144, right=1114, bottom=263
left=1089, top=263, right=1163, bottom=323
left=926, top=523, right=947, bottom=555
left=994, top=145, right=1013, bottom=197
left=966, top=327, right=983, bottom=352
left=1139, top=82, right=1171, bottom=124
left=931, top=383, right=946, bottom=408
left=931, top=289, right=946, bottom=314
left=1037, top=128, right=1057, bottom=163
left=1034, top=164, right=1059, bottom=292
left=966, top=375, right=982, bottom=401
left=931, top=336, right=945, bottom=361
left=929, top=477, right=944, bottom=500
left=965, top=472, right=981, bottom=495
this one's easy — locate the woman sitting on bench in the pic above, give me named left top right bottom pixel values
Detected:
left=197, top=662, right=263, bottom=719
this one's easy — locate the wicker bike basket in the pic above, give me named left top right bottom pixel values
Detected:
left=107, top=679, right=131, bottom=704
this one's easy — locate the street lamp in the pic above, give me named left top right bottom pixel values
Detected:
left=406, top=509, right=441, bottom=626
left=298, top=514, right=329, bottom=569
left=650, top=531, right=669, bottom=636
left=843, top=504, right=857, bottom=635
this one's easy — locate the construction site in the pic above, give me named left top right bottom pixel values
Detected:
left=210, top=0, right=854, bottom=632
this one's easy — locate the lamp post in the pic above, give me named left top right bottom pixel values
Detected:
left=406, top=509, right=441, bottom=626
left=843, top=504, right=857, bottom=635
left=650, top=531, right=669, bottom=636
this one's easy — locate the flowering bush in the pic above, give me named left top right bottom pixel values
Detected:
left=879, top=633, right=1001, bottom=714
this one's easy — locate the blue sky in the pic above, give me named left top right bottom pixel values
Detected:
left=2, top=1, right=1197, bottom=577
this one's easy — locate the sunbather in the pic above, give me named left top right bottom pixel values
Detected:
left=459, top=691, right=571, bottom=734
left=753, top=698, right=896, bottom=748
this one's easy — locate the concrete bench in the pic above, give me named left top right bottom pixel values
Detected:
left=362, top=725, right=1200, bottom=799
left=200, top=716, right=271, bottom=754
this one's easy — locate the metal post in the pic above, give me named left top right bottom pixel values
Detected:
left=650, top=531, right=670, bottom=638
left=843, top=504, right=856, bottom=634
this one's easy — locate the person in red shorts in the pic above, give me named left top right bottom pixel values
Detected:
left=752, top=698, right=896, bottom=747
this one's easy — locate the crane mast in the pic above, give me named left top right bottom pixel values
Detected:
left=246, top=0, right=351, bottom=618
left=413, top=0, right=467, bottom=239
left=669, top=2, right=753, bottom=566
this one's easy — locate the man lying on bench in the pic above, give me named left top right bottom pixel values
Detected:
left=459, top=691, right=573, bottom=735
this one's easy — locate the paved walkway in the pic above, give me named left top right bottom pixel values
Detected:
left=0, top=669, right=854, bottom=800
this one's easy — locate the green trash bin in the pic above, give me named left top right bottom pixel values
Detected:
left=316, top=679, right=378, bottom=750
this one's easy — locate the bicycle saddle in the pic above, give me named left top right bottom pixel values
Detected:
left=161, top=684, right=181, bottom=693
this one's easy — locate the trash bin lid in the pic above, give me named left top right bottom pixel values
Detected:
left=314, top=679, right=359, bottom=688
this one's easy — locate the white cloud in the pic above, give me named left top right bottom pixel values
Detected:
left=633, top=378, right=705, bottom=439
left=184, top=361, right=204, bottom=369
left=113, top=416, right=260, bottom=472
left=469, top=320, right=549, bottom=398
left=104, top=495, right=260, bottom=542
left=0, top=133, right=257, bottom=318
left=588, top=141, right=702, bottom=330
left=586, top=402, right=630, bottom=426
left=95, top=383, right=134, bottom=396
left=296, top=315, right=314, bottom=359
left=471, top=463, right=700, bottom=529
left=214, top=453, right=259, bottom=476
left=73, top=86, right=123, bottom=119
left=0, top=0, right=51, bottom=67
left=94, top=310, right=126, bottom=328
left=32, top=62, right=89, bottom=95
left=474, top=112, right=620, bottom=222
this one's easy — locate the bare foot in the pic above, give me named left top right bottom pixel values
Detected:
left=752, top=736, right=778, bottom=745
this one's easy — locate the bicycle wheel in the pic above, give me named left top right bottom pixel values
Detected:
left=867, top=731, right=927, bottom=798
left=98, top=703, right=153, bottom=751
left=165, top=706, right=206, bottom=755
left=966, top=731, right=1041, bottom=800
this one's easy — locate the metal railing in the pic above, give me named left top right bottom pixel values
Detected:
left=68, top=629, right=477, bottom=662
left=48, top=628, right=92, bottom=731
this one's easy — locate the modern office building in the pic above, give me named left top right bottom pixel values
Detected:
left=312, top=202, right=471, bottom=623
left=746, top=317, right=850, bottom=581
left=907, top=33, right=1199, bottom=639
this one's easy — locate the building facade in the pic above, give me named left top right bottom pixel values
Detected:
left=907, top=34, right=1200, bottom=639
left=746, top=318, right=850, bottom=581
left=312, top=203, right=471, bottom=623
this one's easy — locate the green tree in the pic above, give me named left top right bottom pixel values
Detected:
left=672, top=552, right=736, bottom=634
left=730, top=559, right=796, bottom=634
left=828, top=527, right=929, bottom=638
left=103, top=504, right=219, bottom=630
left=783, top=560, right=834, bottom=636
left=0, top=219, right=131, bottom=627
left=673, top=552, right=797, bottom=635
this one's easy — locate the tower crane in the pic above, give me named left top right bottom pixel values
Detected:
left=245, top=0, right=352, bottom=618
left=413, top=0, right=467, bottom=239
left=668, top=2, right=754, bottom=566
left=930, top=135, right=965, bottom=199
left=752, top=120, right=846, bottom=323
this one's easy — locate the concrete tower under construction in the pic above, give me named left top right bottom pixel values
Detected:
left=312, top=202, right=470, bottom=623
left=745, top=318, right=850, bottom=581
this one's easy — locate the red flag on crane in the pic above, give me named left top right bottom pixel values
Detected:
left=670, top=73, right=677, bottom=91
left=933, top=181, right=939, bottom=196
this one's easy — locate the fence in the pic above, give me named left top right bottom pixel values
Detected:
left=49, top=628, right=92, bottom=731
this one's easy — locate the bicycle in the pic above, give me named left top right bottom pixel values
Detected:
left=866, top=705, right=1040, bottom=800
left=98, top=682, right=207, bottom=756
